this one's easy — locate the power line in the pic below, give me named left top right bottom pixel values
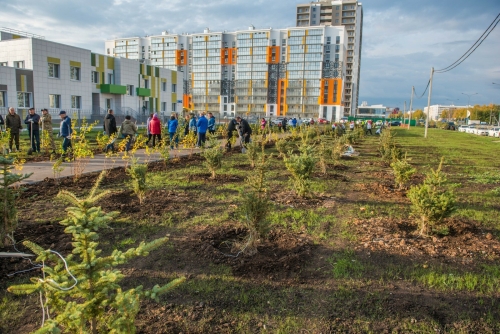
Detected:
left=414, top=80, right=430, bottom=99
left=435, top=13, right=500, bottom=73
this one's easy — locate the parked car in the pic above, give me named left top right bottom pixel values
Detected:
left=317, top=118, right=330, bottom=124
left=302, top=118, right=314, bottom=125
left=442, top=122, right=456, bottom=130
left=465, top=125, right=477, bottom=134
left=271, top=118, right=284, bottom=126
left=390, top=121, right=401, bottom=126
left=488, top=127, right=500, bottom=138
left=375, top=120, right=383, bottom=127
left=474, top=127, right=489, bottom=136
left=458, top=125, right=469, bottom=133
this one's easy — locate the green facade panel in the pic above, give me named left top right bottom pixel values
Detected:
left=136, top=87, right=151, bottom=97
left=100, top=84, right=127, bottom=95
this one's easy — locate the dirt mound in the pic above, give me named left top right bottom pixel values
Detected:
left=194, top=226, right=315, bottom=279
left=352, top=217, right=500, bottom=262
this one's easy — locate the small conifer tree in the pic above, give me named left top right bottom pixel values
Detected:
left=244, top=139, right=262, bottom=168
left=0, top=157, right=31, bottom=246
left=126, top=158, right=148, bottom=204
left=390, top=154, right=416, bottom=190
left=284, top=144, right=318, bottom=198
left=407, top=158, right=456, bottom=235
left=8, top=171, right=184, bottom=333
left=202, top=137, right=223, bottom=179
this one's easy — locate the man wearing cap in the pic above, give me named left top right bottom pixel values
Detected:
left=40, top=108, right=56, bottom=154
left=236, top=116, right=252, bottom=145
left=24, top=107, right=41, bottom=153
left=5, top=107, right=22, bottom=152
left=58, top=111, right=72, bottom=154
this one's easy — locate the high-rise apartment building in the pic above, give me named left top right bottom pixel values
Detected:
left=296, top=0, right=363, bottom=116
left=106, top=25, right=348, bottom=121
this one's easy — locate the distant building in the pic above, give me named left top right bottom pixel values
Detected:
left=424, top=104, right=468, bottom=121
left=295, top=0, right=363, bottom=116
left=0, top=28, right=182, bottom=123
left=357, top=102, right=387, bottom=117
left=106, top=25, right=349, bottom=121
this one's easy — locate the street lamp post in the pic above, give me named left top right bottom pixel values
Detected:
left=461, top=92, right=478, bottom=122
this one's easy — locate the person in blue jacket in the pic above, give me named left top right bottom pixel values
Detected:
left=168, top=115, right=179, bottom=149
left=189, top=114, right=197, bottom=135
left=291, top=117, right=298, bottom=128
left=207, top=112, right=216, bottom=135
left=58, top=110, right=72, bottom=155
left=196, top=112, right=208, bottom=147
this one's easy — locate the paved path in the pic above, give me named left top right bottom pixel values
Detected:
left=18, top=147, right=207, bottom=185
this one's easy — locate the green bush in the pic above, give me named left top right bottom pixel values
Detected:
left=8, top=172, right=184, bottom=333
left=244, top=139, right=262, bottom=168
left=407, top=159, right=456, bottom=235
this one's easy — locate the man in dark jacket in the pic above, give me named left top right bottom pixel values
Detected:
left=236, top=116, right=252, bottom=144
left=226, top=118, right=237, bottom=151
left=5, top=107, right=23, bottom=152
left=24, top=107, right=41, bottom=153
left=59, top=111, right=72, bottom=154
left=103, top=109, right=117, bottom=152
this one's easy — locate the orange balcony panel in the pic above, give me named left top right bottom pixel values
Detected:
left=266, top=46, right=280, bottom=64
left=175, top=50, right=188, bottom=66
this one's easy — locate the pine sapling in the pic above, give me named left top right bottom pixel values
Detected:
left=0, top=157, right=31, bottom=246
left=318, top=139, right=332, bottom=175
left=390, top=153, right=416, bottom=190
left=284, top=144, right=318, bottom=198
left=407, top=158, right=456, bottom=236
left=126, top=158, right=148, bottom=204
left=8, top=171, right=184, bottom=333
left=244, top=139, right=262, bottom=168
left=202, top=137, right=223, bottom=179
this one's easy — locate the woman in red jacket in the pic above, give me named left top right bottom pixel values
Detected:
left=149, top=113, right=162, bottom=147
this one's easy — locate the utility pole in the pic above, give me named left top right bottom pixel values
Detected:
left=403, top=101, right=407, bottom=127
left=424, top=67, right=434, bottom=139
left=408, top=86, right=414, bottom=129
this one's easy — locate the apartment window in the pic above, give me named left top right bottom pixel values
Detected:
left=162, top=82, right=167, bottom=91
left=312, top=14, right=316, bottom=18
left=14, top=61, right=24, bottom=69
left=48, top=63, right=60, bottom=78
left=323, top=106, right=327, bottom=119
left=312, top=7, right=316, bottom=11
left=172, top=83, right=176, bottom=93
left=71, top=95, right=82, bottom=109
left=272, top=39, right=276, bottom=46
left=336, top=36, right=340, bottom=44
left=223, top=105, right=227, bottom=111
left=171, top=103, right=176, bottom=112
left=336, top=12, right=339, bottom=17
left=126, top=85, right=134, bottom=96
left=223, top=96, right=228, bottom=103
left=144, top=79, right=149, bottom=89
left=0, top=91, right=6, bottom=107
left=336, top=6, right=340, bottom=10
left=335, top=19, right=339, bottom=23
left=17, top=92, right=31, bottom=108
left=108, top=73, right=114, bottom=84
left=0, top=62, right=7, bottom=67
left=91, top=71, right=99, bottom=84
left=70, top=66, right=81, bottom=81
left=107, top=48, right=110, bottom=55
left=231, top=105, right=235, bottom=111
left=49, top=94, right=61, bottom=109
left=325, top=53, right=331, bottom=61
left=326, top=37, right=331, bottom=44
left=161, top=102, right=166, bottom=112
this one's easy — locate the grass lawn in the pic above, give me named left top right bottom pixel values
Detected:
left=1, top=126, right=499, bottom=333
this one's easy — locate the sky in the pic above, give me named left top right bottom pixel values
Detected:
left=1, top=0, right=499, bottom=110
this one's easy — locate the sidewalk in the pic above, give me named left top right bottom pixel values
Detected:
left=18, top=147, right=203, bottom=185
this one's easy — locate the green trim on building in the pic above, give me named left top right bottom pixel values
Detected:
left=155, top=67, right=160, bottom=78
left=136, top=88, right=151, bottom=97
left=139, top=64, right=144, bottom=75
left=47, top=57, right=60, bottom=64
left=171, top=71, right=177, bottom=83
left=70, top=61, right=81, bottom=68
left=147, top=65, right=152, bottom=76
left=91, top=53, right=96, bottom=66
left=100, top=84, right=127, bottom=95
left=107, top=57, right=115, bottom=70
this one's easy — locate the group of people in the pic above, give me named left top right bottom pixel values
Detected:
left=2, top=107, right=71, bottom=155
left=103, top=109, right=138, bottom=153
